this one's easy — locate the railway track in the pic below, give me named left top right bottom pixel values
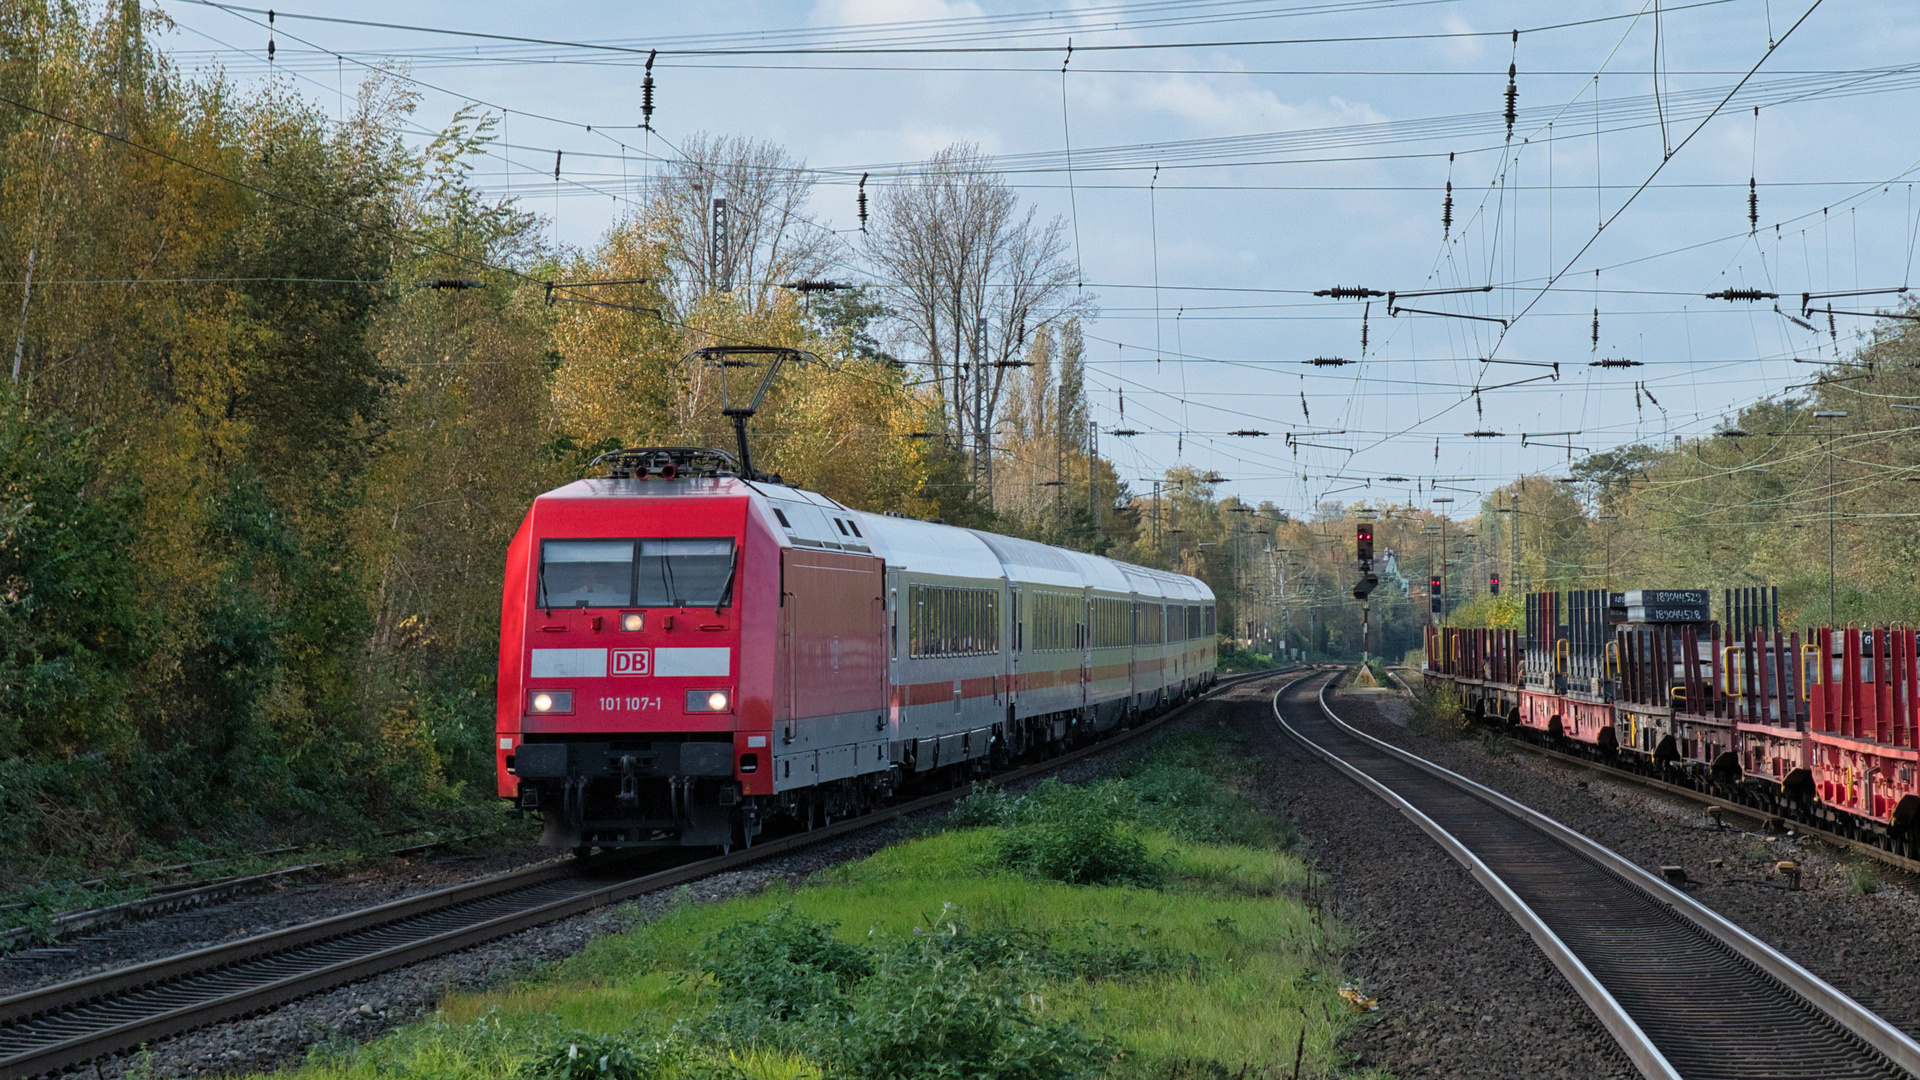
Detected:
left=1275, top=671, right=1920, bottom=1080
left=0, top=667, right=1295, bottom=1080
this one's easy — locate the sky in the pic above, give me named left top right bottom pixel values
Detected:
left=154, top=0, right=1920, bottom=518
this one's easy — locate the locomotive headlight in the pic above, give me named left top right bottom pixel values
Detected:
left=686, top=689, right=732, bottom=713
left=529, top=690, right=574, bottom=714
left=620, top=612, right=644, bottom=632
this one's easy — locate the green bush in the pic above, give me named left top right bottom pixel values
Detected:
left=695, top=906, right=871, bottom=1036
left=687, top=906, right=1104, bottom=1080
left=522, top=1032, right=659, bottom=1080
left=996, top=810, right=1162, bottom=887
left=1407, top=684, right=1469, bottom=741
left=947, top=782, right=1014, bottom=828
left=833, top=932, right=1102, bottom=1080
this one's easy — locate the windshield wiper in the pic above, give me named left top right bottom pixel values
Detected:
left=714, top=556, right=738, bottom=614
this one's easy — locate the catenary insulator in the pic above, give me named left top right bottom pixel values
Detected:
left=642, top=51, right=656, bottom=127
left=1504, top=62, right=1518, bottom=140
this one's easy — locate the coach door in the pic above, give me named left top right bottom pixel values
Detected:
left=1006, top=585, right=1021, bottom=710
left=1080, top=587, right=1092, bottom=707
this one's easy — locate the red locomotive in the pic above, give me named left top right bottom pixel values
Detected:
left=496, top=446, right=1216, bottom=852
left=1424, top=586, right=1920, bottom=856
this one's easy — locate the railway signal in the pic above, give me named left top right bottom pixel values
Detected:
left=1356, top=523, right=1373, bottom=570
left=1351, top=573, right=1378, bottom=600
left=1489, top=572, right=1501, bottom=596
left=1430, top=576, right=1444, bottom=615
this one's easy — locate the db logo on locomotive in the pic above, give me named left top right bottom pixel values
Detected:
left=610, top=649, right=651, bottom=676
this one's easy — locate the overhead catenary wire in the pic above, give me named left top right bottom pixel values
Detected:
left=58, top=0, right=1920, bottom=523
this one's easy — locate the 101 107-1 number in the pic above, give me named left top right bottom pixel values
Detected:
left=600, top=696, right=662, bottom=711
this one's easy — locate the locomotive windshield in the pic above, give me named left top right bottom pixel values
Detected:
left=538, top=538, right=735, bottom=608
left=636, top=539, right=734, bottom=607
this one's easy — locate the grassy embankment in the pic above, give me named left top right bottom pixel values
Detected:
left=274, top=721, right=1378, bottom=1079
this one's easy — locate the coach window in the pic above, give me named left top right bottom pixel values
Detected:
left=539, top=540, right=634, bottom=608
left=635, top=539, right=735, bottom=607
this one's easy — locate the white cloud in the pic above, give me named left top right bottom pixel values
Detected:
left=1441, top=11, right=1482, bottom=62
left=1125, top=74, right=1388, bottom=138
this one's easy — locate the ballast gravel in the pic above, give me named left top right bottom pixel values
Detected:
left=1244, top=677, right=1638, bottom=1080
left=1330, top=688, right=1920, bottom=1042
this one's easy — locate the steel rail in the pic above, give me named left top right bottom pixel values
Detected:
left=0, top=666, right=1295, bottom=1079
left=1273, top=672, right=1920, bottom=1080
left=1385, top=666, right=1920, bottom=878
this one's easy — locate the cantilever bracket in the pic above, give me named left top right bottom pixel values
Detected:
left=1388, top=303, right=1509, bottom=329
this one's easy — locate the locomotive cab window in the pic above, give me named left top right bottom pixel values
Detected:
left=637, top=539, right=735, bottom=607
left=539, top=540, right=634, bottom=608
left=538, top=538, right=736, bottom=608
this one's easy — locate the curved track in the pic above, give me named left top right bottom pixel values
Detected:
left=1275, top=672, right=1920, bottom=1080
left=0, top=667, right=1295, bottom=1080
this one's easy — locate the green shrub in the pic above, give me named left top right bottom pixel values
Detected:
left=1848, top=863, right=1880, bottom=896
left=947, top=782, right=1014, bottom=828
left=831, top=931, right=1103, bottom=1080
left=695, top=906, right=871, bottom=1028
left=1406, top=684, right=1469, bottom=741
left=995, top=810, right=1162, bottom=887
left=522, top=1032, right=659, bottom=1080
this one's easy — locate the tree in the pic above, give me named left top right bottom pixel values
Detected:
left=649, top=133, right=837, bottom=313
left=863, top=144, right=1092, bottom=503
